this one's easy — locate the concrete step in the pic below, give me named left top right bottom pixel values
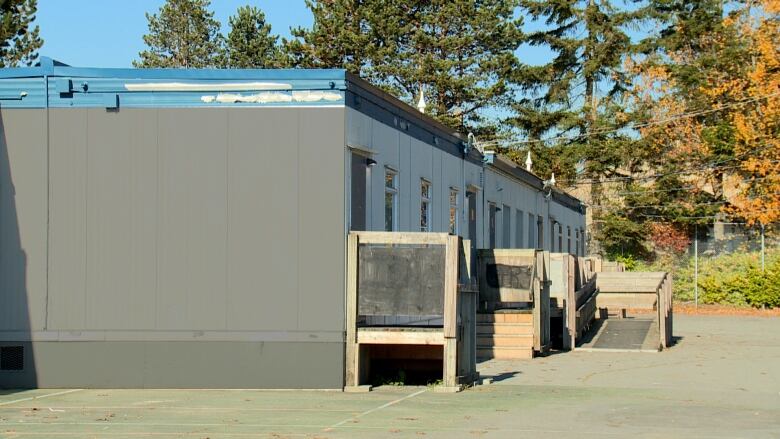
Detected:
left=477, top=313, right=533, bottom=324
left=477, top=347, right=534, bottom=360
left=476, top=323, right=534, bottom=335
left=476, top=334, right=534, bottom=348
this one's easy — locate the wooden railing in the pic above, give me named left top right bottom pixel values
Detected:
left=549, top=253, right=598, bottom=350
left=476, top=249, right=550, bottom=354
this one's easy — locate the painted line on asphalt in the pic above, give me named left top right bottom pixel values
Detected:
left=0, top=405, right=355, bottom=412
left=0, top=389, right=83, bottom=407
left=325, top=388, right=427, bottom=431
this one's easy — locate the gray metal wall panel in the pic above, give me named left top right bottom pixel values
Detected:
left=157, top=109, right=229, bottom=330
left=84, top=109, right=158, bottom=330
left=226, top=108, right=300, bottom=331
left=298, top=108, right=346, bottom=332
left=48, top=109, right=88, bottom=330
left=46, top=107, right=346, bottom=336
left=0, top=341, right=343, bottom=389
left=4, top=105, right=347, bottom=388
left=0, top=109, right=48, bottom=331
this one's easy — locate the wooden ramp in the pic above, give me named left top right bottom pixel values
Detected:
left=588, top=271, right=674, bottom=351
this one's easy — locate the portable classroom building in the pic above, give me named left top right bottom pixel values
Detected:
left=0, top=58, right=585, bottom=389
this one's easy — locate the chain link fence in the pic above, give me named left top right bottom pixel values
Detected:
left=638, top=222, right=780, bottom=307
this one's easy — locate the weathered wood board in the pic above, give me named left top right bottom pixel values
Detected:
left=358, top=244, right=446, bottom=316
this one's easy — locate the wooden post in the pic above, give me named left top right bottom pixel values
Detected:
left=667, top=275, right=673, bottom=348
left=443, top=235, right=459, bottom=389
left=564, top=255, right=576, bottom=350
left=657, top=275, right=667, bottom=351
left=345, top=233, right=360, bottom=389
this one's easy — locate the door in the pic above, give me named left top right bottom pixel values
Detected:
left=350, top=152, right=367, bottom=231
left=467, top=191, right=477, bottom=243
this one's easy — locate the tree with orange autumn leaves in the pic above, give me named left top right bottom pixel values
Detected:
left=628, top=0, right=779, bottom=227
left=718, top=1, right=780, bottom=225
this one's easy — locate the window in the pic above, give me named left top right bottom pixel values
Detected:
left=420, top=179, right=431, bottom=232
left=550, top=219, right=557, bottom=251
left=384, top=169, right=398, bottom=232
left=502, top=205, right=511, bottom=248
left=575, top=229, right=580, bottom=256
left=537, top=216, right=544, bottom=249
left=516, top=209, right=524, bottom=248
left=528, top=213, right=535, bottom=248
left=558, top=223, right=563, bottom=252
left=448, top=188, right=459, bottom=235
left=567, top=226, right=572, bottom=253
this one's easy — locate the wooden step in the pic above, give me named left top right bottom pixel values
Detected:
left=477, top=347, right=534, bottom=360
left=477, top=313, right=533, bottom=324
left=476, top=323, right=534, bottom=335
left=476, top=334, right=534, bottom=348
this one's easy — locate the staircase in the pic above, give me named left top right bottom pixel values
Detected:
left=476, top=311, right=535, bottom=359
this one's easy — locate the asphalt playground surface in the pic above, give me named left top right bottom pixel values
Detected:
left=1, top=314, right=779, bottom=438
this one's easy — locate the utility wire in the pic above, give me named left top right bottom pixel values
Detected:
left=561, top=159, right=780, bottom=186
left=606, top=176, right=773, bottom=197
left=476, top=90, right=780, bottom=150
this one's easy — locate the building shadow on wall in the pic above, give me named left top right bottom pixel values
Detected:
left=0, top=112, right=38, bottom=390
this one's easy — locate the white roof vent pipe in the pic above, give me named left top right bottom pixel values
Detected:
left=525, top=150, right=533, bottom=172
left=416, top=84, right=426, bottom=114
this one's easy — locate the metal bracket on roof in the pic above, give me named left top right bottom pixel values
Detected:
left=0, top=92, right=28, bottom=101
left=103, top=94, right=119, bottom=109
left=56, top=78, right=88, bottom=94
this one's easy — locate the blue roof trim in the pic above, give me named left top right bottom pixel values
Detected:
left=0, top=58, right=347, bottom=81
left=0, top=57, right=348, bottom=108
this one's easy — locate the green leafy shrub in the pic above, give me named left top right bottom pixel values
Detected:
left=630, top=248, right=780, bottom=308
left=613, top=254, right=640, bottom=271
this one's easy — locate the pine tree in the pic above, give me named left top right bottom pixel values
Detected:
left=225, top=6, right=286, bottom=68
left=285, top=0, right=523, bottom=133
left=0, top=0, right=42, bottom=67
left=135, top=0, right=224, bottom=68
left=508, top=0, right=649, bottom=180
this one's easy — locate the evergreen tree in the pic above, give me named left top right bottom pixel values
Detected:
left=225, top=6, right=286, bottom=68
left=508, top=0, right=648, bottom=180
left=285, top=0, right=523, bottom=133
left=135, top=0, right=223, bottom=68
left=0, top=0, right=42, bottom=67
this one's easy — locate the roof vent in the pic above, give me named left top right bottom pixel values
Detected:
left=416, top=84, right=426, bottom=114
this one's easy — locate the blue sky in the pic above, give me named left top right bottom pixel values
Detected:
left=35, top=0, right=313, bottom=67
left=34, top=0, right=555, bottom=68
